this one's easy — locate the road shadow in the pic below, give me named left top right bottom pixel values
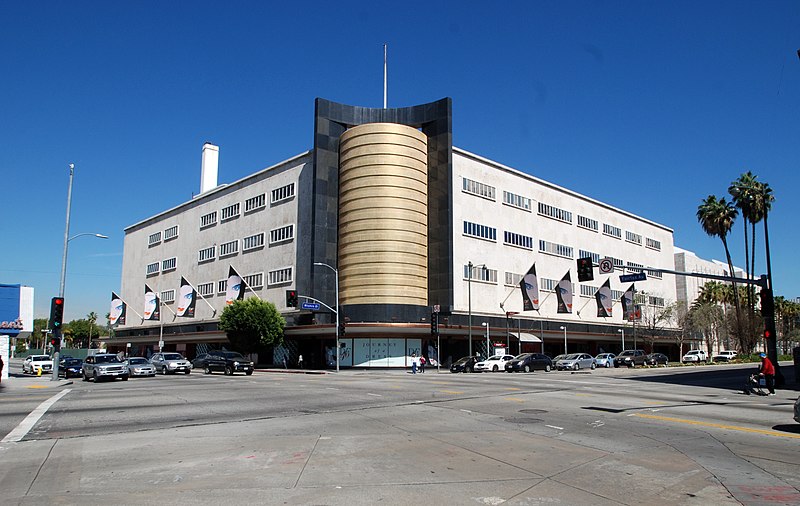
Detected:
left=619, top=363, right=799, bottom=394
left=771, top=424, right=800, bottom=435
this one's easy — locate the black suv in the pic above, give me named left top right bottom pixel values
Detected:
left=613, top=349, right=647, bottom=368
left=194, top=350, right=254, bottom=375
left=504, top=353, right=553, bottom=373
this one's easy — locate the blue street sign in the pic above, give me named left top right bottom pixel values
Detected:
left=301, top=302, right=321, bottom=310
left=620, top=272, right=647, bottom=283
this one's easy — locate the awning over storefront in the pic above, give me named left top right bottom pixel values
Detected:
left=509, top=332, right=542, bottom=343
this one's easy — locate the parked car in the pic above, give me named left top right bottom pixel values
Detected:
left=551, top=354, right=568, bottom=366
left=613, top=349, right=647, bottom=368
left=682, top=350, right=708, bottom=363
left=645, top=353, right=669, bottom=366
left=125, top=357, right=156, bottom=377
left=58, top=357, right=83, bottom=378
left=475, top=354, right=516, bottom=372
left=23, top=355, right=53, bottom=375
left=150, top=352, right=192, bottom=375
left=595, top=353, right=616, bottom=368
left=504, top=353, right=553, bottom=372
left=194, top=350, right=254, bottom=375
left=712, top=350, right=738, bottom=362
left=82, top=354, right=128, bottom=382
left=450, top=355, right=480, bottom=373
left=794, top=395, right=800, bottom=424
left=556, top=353, right=596, bottom=371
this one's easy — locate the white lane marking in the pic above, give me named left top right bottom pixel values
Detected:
left=367, top=393, right=382, bottom=397
left=2, top=389, right=71, bottom=443
left=545, top=424, right=564, bottom=430
left=460, top=409, right=472, bottom=413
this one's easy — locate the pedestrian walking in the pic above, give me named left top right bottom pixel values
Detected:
left=419, top=355, right=426, bottom=373
left=0, top=353, right=4, bottom=383
left=411, top=353, right=418, bottom=374
left=758, top=352, right=775, bottom=395
left=283, top=356, right=288, bottom=369
left=298, top=354, right=304, bottom=369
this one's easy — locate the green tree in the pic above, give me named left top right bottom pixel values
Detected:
left=218, top=298, right=285, bottom=354
left=697, top=195, right=742, bottom=349
left=689, top=301, right=726, bottom=360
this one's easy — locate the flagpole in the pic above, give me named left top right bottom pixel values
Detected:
left=115, top=295, right=145, bottom=322
left=182, top=278, right=217, bottom=316
left=383, top=43, right=387, bottom=109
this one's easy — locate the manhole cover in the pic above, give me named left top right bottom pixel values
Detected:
left=504, top=417, right=543, bottom=424
left=519, top=409, right=548, bottom=414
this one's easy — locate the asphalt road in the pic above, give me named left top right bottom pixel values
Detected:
left=1, top=360, right=798, bottom=505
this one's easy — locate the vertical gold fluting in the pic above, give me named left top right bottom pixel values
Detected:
left=338, top=123, right=428, bottom=306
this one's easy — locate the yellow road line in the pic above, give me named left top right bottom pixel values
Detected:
left=644, top=401, right=664, bottom=405
left=574, top=393, right=592, bottom=397
left=505, top=387, right=521, bottom=391
left=26, top=385, right=50, bottom=389
left=440, top=390, right=463, bottom=394
left=504, top=397, right=525, bottom=402
left=633, top=413, right=800, bottom=439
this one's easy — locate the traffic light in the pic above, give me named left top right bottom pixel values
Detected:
left=285, top=290, right=298, bottom=307
left=338, top=321, right=346, bottom=337
left=50, top=336, right=60, bottom=352
left=49, top=297, right=65, bottom=330
left=577, top=257, right=594, bottom=282
left=759, top=287, right=774, bottom=318
left=431, top=313, right=439, bottom=335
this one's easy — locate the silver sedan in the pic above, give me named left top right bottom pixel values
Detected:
left=556, top=353, right=596, bottom=371
left=125, top=357, right=156, bottom=377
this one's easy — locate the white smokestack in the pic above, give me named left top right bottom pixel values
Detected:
left=200, top=143, right=219, bottom=194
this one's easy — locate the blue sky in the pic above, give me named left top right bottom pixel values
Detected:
left=2, top=1, right=799, bottom=322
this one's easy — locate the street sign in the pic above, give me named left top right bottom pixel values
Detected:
left=301, top=302, right=321, bottom=310
left=433, top=304, right=440, bottom=313
left=599, top=257, right=614, bottom=274
left=620, top=272, right=647, bottom=283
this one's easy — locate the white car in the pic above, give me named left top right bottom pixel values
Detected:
left=23, top=355, right=53, bottom=375
left=556, top=353, right=596, bottom=371
left=595, top=353, right=616, bottom=368
left=682, top=350, right=708, bottom=363
left=475, top=355, right=515, bottom=372
left=712, top=350, right=738, bottom=362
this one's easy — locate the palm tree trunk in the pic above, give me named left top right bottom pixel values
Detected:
left=762, top=211, right=782, bottom=385
left=720, top=236, right=743, bottom=350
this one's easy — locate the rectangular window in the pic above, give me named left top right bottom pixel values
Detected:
left=537, top=202, right=572, bottom=224
left=163, top=225, right=179, bottom=241
left=646, top=268, right=663, bottom=279
left=463, top=221, right=497, bottom=241
left=197, top=282, right=214, bottom=297
left=578, top=250, right=600, bottom=265
left=269, top=224, right=295, bottom=244
left=245, top=193, right=266, bottom=213
left=161, top=257, right=176, bottom=272
left=243, top=272, right=264, bottom=289
left=462, top=177, right=496, bottom=201
left=646, top=237, right=662, bottom=251
left=217, top=279, right=227, bottom=294
left=611, top=290, right=624, bottom=300
left=198, top=246, right=216, bottom=263
left=503, top=230, right=533, bottom=250
left=271, top=183, right=295, bottom=204
left=603, top=223, right=622, bottom=239
left=649, top=295, right=665, bottom=307
left=200, top=211, right=217, bottom=229
left=243, top=233, right=265, bottom=251
left=539, top=239, right=573, bottom=259
left=219, top=240, right=239, bottom=257
left=463, top=264, right=497, bottom=283
left=148, top=231, right=161, bottom=246
left=502, top=191, right=531, bottom=211
left=626, top=261, right=644, bottom=273
left=580, top=284, right=598, bottom=297
left=161, top=289, right=175, bottom=304
left=146, top=262, right=159, bottom=275
left=577, top=215, right=598, bottom=232
left=609, top=256, right=624, bottom=268
left=541, top=278, right=558, bottom=292
left=626, top=230, right=642, bottom=245
left=268, top=267, right=293, bottom=286
left=221, top=203, right=240, bottom=221
left=505, top=272, right=522, bottom=286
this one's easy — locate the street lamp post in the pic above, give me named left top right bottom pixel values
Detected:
left=560, top=325, right=567, bottom=354
left=618, top=328, right=625, bottom=350
left=314, top=262, right=340, bottom=372
left=53, top=164, right=109, bottom=380
left=482, top=322, right=490, bottom=357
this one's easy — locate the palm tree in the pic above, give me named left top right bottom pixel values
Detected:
left=87, top=311, right=98, bottom=349
left=697, top=195, right=742, bottom=348
left=729, top=171, right=758, bottom=311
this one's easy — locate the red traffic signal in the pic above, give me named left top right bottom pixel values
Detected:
left=577, top=257, right=594, bottom=282
left=285, top=290, right=298, bottom=307
left=50, top=297, right=65, bottom=329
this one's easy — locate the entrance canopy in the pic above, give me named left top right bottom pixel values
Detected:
left=509, top=332, right=542, bottom=343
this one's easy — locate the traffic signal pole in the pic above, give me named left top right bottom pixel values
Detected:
left=53, top=164, right=75, bottom=381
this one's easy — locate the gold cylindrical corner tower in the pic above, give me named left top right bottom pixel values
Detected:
left=338, top=123, right=428, bottom=306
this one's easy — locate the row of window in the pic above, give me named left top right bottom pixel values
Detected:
left=156, top=268, right=294, bottom=303
left=200, top=183, right=296, bottom=230
left=147, top=258, right=177, bottom=275
left=196, top=225, right=295, bottom=264
left=462, top=177, right=662, bottom=251
left=149, top=225, right=179, bottom=247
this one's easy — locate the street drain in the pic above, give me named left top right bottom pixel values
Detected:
left=519, top=409, right=547, bottom=414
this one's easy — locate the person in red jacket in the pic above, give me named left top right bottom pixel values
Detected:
left=759, top=353, right=775, bottom=395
